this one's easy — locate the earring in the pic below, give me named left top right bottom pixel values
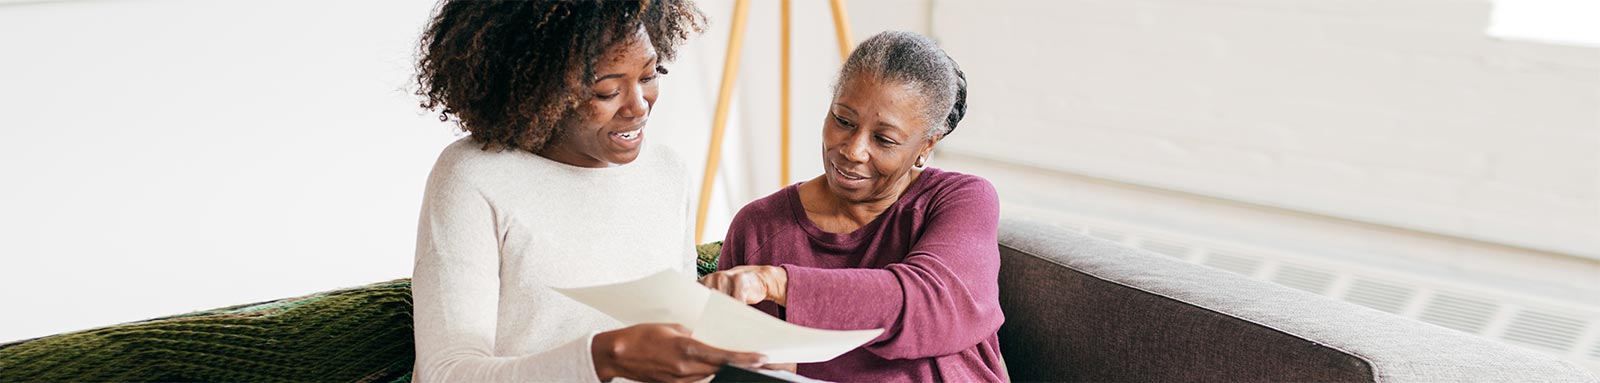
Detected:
left=915, top=156, right=926, bottom=167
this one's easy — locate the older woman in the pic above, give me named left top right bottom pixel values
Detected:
left=410, top=1, right=767, bottom=382
left=701, top=31, right=1003, bottom=382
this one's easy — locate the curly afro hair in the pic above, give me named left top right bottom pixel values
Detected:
left=416, top=0, right=706, bottom=152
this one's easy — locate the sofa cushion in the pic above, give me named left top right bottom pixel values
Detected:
left=997, top=243, right=1371, bottom=382
left=995, top=217, right=1597, bottom=383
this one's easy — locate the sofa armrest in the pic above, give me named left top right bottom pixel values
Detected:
left=995, top=217, right=1597, bottom=383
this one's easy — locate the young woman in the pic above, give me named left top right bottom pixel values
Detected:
left=410, top=2, right=766, bottom=382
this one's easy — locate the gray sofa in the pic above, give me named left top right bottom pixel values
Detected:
left=995, top=217, right=1598, bottom=382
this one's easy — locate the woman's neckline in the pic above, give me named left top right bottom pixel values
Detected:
left=517, top=142, right=649, bottom=173
left=786, top=167, right=941, bottom=244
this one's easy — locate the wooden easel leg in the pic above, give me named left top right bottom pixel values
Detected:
left=696, top=0, right=750, bottom=244
left=780, top=0, right=792, bottom=188
left=829, top=0, right=854, bottom=59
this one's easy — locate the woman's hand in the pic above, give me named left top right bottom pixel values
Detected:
left=591, top=323, right=767, bottom=383
left=700, top=265, right=789, bottom=306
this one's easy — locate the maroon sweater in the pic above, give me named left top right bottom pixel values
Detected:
left=718, top=167, right=1006, bottom=382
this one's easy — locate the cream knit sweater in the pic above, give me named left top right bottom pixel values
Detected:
left=411, top=137, right=695, bottom=382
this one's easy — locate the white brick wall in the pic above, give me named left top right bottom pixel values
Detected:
left=931, top=0, right=1600, bottom=257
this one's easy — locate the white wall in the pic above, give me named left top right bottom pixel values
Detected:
left=0, top=0, right=450, bottom=343
left=0, top=0, right=925, bottom=343
left=931, top=0, right=1600, bottom=258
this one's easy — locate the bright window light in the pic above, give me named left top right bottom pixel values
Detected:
left=1487, top=0, right=1600, bottom=47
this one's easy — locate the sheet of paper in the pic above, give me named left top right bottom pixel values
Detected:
left=552, top=270, right=883, bottom=364
left=551, top=269, right=712, bottom=329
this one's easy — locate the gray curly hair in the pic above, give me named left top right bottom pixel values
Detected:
left=832, top=31, right=968, bottom=139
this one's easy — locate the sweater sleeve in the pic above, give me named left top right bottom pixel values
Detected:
left=715, top=209, right=747, bottom=273
left=410, top=156, right=604, bottom=383
left=684, top=162, right=700, bottom=276
left=782, top=178, right=1004, bottom=360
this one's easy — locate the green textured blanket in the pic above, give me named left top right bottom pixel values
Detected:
left=0, top=280, right=416, bottom=383
left=0, top=242, right=724, bottom=382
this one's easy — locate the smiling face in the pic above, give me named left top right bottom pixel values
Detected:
left=538, top=27, right=661, bottom=167
left=821, top=75, right=940, bottom=204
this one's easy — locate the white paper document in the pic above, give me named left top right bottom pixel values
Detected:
left=552, top=270, right=884, bottom=364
